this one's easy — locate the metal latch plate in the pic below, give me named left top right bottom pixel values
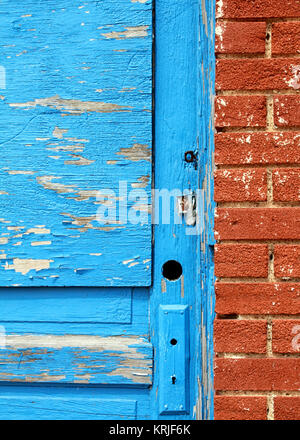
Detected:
left=159, top=305, right=190, bottom=415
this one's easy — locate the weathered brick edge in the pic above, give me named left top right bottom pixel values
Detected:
left=214, top=0, right=300, bottom=421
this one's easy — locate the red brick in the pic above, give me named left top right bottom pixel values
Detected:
left=274, top=245, right=300, bottom=278
left=214, top=319, right=267, bottom=353
left=215, top=22, right=266, bottom=54
left=272, top=22, right=300, bottom=55
left=214, top=1, right=300, bottom=404
left=272, top=320, right=300, bottom=354
left=216, top=0, right=300, bottom=19
left=216, top=59, right=300, bottom=91
left=214, top=358, right=300, bottom=391
left=214, top=169, right=267, bottom=202
left=274, top=96, right=300, bottom=127
left=273, top=169, right=300, bottom=202
left=215, top=132, right=300, bottom=165
left=274, top=397, right=300, bottom=420
left=215, top=208, right=300, bottom=240
left=215, top=244, right=268, bottom=278
left=214, top=396, right=267, bottom=420
left=215, top=283, right=300, bottom=315
left=215, top=96, right=266, bottom=127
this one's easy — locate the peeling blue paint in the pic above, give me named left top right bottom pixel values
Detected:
left=196, top=0, right=216, bottom=420
left=0, top=335, right=152, bottom=386
left=0, top=0, right=152, bottom=286
left=150, top=0, right=215, bottom=420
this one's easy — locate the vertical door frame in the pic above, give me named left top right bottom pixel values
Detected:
left=150, top=0, right=215, bottom=420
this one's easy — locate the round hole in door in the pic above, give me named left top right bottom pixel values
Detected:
left=162, top=260, right=182, bottom=281
left=170, top=338, right=178, bottom=346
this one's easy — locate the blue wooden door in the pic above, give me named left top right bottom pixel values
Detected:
left=0, top=0, right=214, bottom=420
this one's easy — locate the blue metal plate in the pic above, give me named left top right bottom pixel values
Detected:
left=159, top=305, right=190, bottom=415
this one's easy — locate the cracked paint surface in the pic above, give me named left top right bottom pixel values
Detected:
left=0, top=334, right=152, bottom=385
left=0, top=0, right=152, bottom=286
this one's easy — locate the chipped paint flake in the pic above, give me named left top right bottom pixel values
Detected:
left=25, top=227, right=50, bottom=235
left=0, top=334, right=152, bottom=385
left=6, top=170, right=35, bottom=175
left=52, top=126, right=68, bottom=139
left=64, top=154, right=95, bottom=166
left=216, top=0, right=224, bottom=18
left=4, top=258, right=54, bottom=275
left=116, top=143, right=151, bottom=162
left=37, top=175, right=76, bottom=194
left=131, top=175, right=150, bottom=188
left=31, top=241, right=52, bottom=246
left=10, top=95, right=132, bottom=114
left=286, top=65, right=300, bottom=90
left=101, top=26, right=149, bottom=40
left=215, top=23, right=226, bottom=51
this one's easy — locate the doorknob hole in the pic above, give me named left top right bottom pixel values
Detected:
left=162, top=260, right=182, bottom=281
left=170, top=338, right=177, bottom=346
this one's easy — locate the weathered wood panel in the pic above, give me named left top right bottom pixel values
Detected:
left=0, top=0, right=152, bottom=286
left=0, top=334, right=152, bottom=385
left=0, top=395, right=138, bottom=420
left=0, top=287, right=132, bottom=324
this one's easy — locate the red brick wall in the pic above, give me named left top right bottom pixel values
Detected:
left=214, top=0, right=300, bottom=420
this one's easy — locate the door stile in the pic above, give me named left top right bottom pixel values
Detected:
left=150, top=0, right=215, bottom=420
left=195, top=0, right=216, bottom=421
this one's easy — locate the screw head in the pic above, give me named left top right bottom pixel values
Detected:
left=184, top=150, right=196, bottom=163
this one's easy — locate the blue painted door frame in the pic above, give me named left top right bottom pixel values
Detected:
left=0, top=0, right=215, bottom=420
left=151, top=0, right=215, bottom=420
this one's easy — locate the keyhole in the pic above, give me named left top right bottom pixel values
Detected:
left=171, top=375, right=176, bottom=385
left=162, top=260, right=182, bottom=281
